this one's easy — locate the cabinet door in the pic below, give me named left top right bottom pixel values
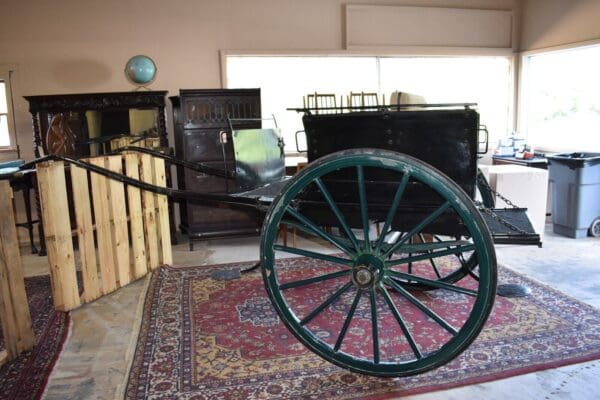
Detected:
left=182, top=161, right=234, bottom=193
left=182, top=129, right=234, bottom=163
left=181, top=162, right=259, bottom=236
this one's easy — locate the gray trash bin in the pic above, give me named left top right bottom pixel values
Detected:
left=547, top=152, right=600, bottom=238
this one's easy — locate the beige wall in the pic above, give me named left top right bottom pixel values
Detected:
left=520, top=0, right=600, bottom=51
left=1, top=0, right=516, bottom=161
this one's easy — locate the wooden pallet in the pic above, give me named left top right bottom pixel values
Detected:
left=0, top=181, right=34, bottom=366
left=36, top=153, right=172, bottom=311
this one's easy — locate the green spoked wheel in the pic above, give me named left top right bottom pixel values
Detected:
left=260, top=149, right=497, bottom=377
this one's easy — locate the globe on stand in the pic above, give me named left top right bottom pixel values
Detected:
left=124, top=55, right=157, bottom=90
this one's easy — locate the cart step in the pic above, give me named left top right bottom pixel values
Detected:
left=481, top=208, right=541, bottom=246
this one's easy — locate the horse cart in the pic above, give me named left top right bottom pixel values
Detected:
left=27, top=103, right=540, bottom=377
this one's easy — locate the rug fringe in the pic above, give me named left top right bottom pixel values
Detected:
left=39, top=312, right=72, bottom=400
left=114, top=272, right=154, bottom=400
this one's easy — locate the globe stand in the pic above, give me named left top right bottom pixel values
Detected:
left=132, top=85, right=152, bottom=92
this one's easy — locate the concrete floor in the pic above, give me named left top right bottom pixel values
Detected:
left=18, top=221, right=600, bottom=399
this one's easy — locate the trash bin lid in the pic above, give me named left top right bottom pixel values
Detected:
left=546, top=152, right=600, bottom=168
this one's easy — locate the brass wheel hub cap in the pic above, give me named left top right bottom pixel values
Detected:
left=352, top=254, right=384, bottom=289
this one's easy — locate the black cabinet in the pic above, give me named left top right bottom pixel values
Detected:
left=25, top=91, right=169, bottom=158
left=170, top=89, right=262, bottom=249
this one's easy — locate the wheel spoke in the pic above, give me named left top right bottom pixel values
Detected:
left=407, top=235, right=413, bottom=274
left=379, top=285, right=422, bottom=359
left=280, top=219, right=343, bottom=245
left=300, top=281, right=353, bottom=326
left=273, top=244, right=354, bottom=266
left=281, top=219, right=366, bottom=255
left=357, top=166, right=370, bottom=249
left=385, top=244, right=475, bottom=267
left=387, top=270, right=478, bottom=297
left=457, top=252, right=468, bottom=268
left=436, top=234, right=467, bottom=255
left=314, top=178, right=360, bottom=251
left=383, top=201, right=451, bottom=259
left=334, top=289, right=362, bottom=352
left=370, top=288, right=380, bottom=364
left=374, top=173, right=410, bottom=254
left=436, top=235, right=479, bottom=280
left=286, top=206, right=355, bottom=255
left=397, top=239, right=472, bottom=253
left=279, top=269, right=351, bottom=290
left=419, top=233, right=441, bottom=279
left=280, top=219, right=311, bottom=234
left=384, top=277, right=458, bottom=336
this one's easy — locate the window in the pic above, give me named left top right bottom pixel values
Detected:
left=0, top=81, right=11, bottom=147
left=0, top=67, right=16, bottom=149
left=225, top=55, right=513, bottom=153
left=379, top=57, right=512, bottom=147
left=226, top=56, right=378, bottom=152
left=520, top=43, right=600, bottom=152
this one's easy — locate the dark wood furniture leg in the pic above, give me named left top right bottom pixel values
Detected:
left=31, top=114, right=47, bottom=256
left=20, top=185, right=38, bottom=254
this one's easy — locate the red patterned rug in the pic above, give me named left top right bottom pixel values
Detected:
left=0, top=275, right=70, bottom=400
left=125, top=259, right=600, bottom=399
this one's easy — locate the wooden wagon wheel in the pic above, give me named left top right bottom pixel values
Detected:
left=260, top=149, right=497, bottom=377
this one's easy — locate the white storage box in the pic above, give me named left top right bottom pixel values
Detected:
left=478, top=165, right=548, bottom=242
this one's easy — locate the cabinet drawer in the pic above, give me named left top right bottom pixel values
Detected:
left=182, top=129, right=234, bottom=163
left=185, top=202, right=259, bottom=233
left=183, top=161, right=235, bottom=193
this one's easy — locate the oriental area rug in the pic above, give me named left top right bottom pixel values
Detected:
left=125, top=259, right=600, bottom=399
left=0, top=275, right=70, bottom=400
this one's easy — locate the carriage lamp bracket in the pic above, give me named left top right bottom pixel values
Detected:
left=278, top=137, right=286, bottom=158
left=295, top=130, right=307, bottom=153
left=218, top=130, right=231, bottom=193
left=477, top=124, right=489, bottom=154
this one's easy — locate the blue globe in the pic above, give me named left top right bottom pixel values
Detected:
left=125, top=55, right=157, bottom=85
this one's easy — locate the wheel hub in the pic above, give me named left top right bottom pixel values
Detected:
left=352, top=266, right=378, bottom=288
left=352, top=254, right=384, bottom=289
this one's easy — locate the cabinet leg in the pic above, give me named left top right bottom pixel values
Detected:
left=23, top=187, right=38, bottom=254
left=33, top=176, right=47, bottom=256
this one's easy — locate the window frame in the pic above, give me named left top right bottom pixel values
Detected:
left=0, top=65, right=18, bottom=152
left=517, top=38, right=600, bottom=152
